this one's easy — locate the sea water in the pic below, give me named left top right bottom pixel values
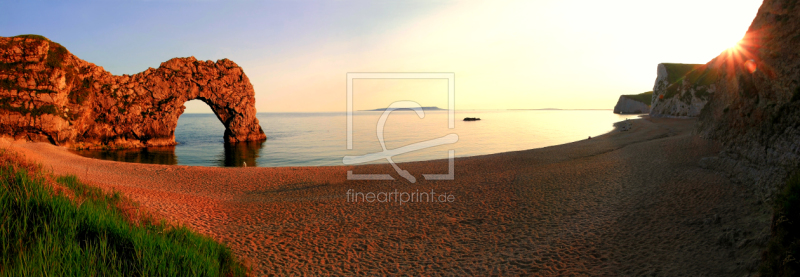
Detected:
left=72, top=110, right=640, bottom=167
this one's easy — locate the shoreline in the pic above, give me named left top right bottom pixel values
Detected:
left=0, top=116, right=769, bottom=275
left=68, top=114, right=643, bottom=168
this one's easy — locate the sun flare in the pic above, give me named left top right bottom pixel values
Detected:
left=715, top=38, right=759, bottom=75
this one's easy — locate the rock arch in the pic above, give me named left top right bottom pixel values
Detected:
left=104, top=57, right=268, bottom=148
left=0, top=36, right=267, bottom=148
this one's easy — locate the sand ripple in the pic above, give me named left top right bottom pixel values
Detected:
left=2, top=117, right=769, bottom=276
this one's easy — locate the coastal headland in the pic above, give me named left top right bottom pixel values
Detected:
left=0, top=35, right=266, bottom=149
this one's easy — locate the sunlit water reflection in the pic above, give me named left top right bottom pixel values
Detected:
left=72, top=110, right=640, bottom=167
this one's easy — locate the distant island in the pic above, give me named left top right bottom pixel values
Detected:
left=361, top=106, right=446, bottom=111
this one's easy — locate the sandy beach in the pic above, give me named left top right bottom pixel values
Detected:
left=0, top=116, right=770, bottom=276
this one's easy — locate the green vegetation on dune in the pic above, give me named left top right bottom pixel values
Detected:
left=621, top=91, right=653, bottom=106
left=761, top=171, right=800, bottom=276
left=0, top=149, right=248, bottom=276
left=662, top=63, right=704, bottom=83
left=662, top=63, right=720, bottom=100
left=683, top=65, right=720, bottom=87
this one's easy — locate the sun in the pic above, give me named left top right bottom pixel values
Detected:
left=715, top=38, right=758, bottom=76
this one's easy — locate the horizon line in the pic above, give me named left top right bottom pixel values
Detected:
left=182, top=108, right=615, bottom=114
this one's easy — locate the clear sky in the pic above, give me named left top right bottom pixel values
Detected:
left=1, top=0, right=763, bottom=113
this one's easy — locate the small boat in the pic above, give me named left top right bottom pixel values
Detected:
left=463, top=117, right=481, bottom=121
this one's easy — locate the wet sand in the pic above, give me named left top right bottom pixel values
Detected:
left=1, top=116, right=769, bottom=275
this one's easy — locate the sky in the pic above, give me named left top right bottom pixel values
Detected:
left=1, top=0, right=763, bottom=113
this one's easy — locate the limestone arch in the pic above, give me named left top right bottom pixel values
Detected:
left=0, top=36, right=267, bottom=149
left=80, top=56, right=268, bottom=148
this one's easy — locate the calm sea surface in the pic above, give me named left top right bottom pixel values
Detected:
left=72, top=110, right=640, bottom=167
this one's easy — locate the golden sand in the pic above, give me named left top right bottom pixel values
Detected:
left=1, top=117, right=769, bottom=275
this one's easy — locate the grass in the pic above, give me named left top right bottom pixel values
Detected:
left=662, top=63, right=703, bottom=83
left=45, top=42, right=68, bottom=69
left=0, top=149, right=248, bottom=276
left=10, top=34, right=68, bottom=69
left=12, top=34, right=50, bottom=41
left=661, top=63, right=720, bottom=100
left=760, top=171, right=800, bottom=276
left=684, top=65, right=720, bottom=87
left=621, top=91, right=653, bottom=106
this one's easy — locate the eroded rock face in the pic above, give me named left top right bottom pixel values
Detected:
left=696, top=0, right=800, bottom=198
left=0, top=35, right=266, bottom=148
left=650, top=63, right=716, bottom=118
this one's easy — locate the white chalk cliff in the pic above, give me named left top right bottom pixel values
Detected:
left=613, top=95, right=649, bottom=114
left=649, top=63, right=717, bottom=118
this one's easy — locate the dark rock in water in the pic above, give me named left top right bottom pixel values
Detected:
left=463, top=117, right=481, bottom=121
left=0, top=35, right=267, bottom=149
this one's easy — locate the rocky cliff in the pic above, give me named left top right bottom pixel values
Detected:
left=694, top=0, right=800, bottom=199
left=0, top=35, right=266, bottom=149
left=649, top=63, right=718, bottom=118
left=613, top=91, right=651, bottom=114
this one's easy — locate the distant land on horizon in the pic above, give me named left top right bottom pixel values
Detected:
left=360, top=106, right=446, bottom=111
